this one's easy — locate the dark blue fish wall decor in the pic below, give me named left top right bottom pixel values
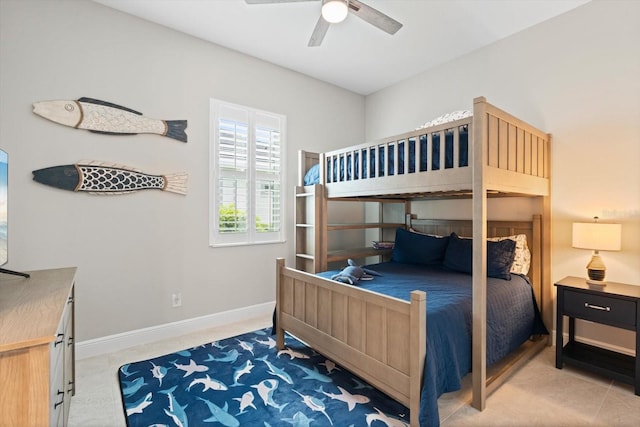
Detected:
left=32, top=97, right=188, bottom=142
left=32, top=161, right=188, bottom=195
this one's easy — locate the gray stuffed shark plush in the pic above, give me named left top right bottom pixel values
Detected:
left=331, top=259, right=381, bottom=285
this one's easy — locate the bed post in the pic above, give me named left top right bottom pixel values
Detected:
left=297, top=151, right=306, bottom=187
left=405, top=212, right=413, bottom=228
left=531, top=214, right=542, bottom=306
left=472, top=96, right=488, bottom=411
left=409, top=290, right=426, bottom=427
left=319, top=152, right=326, bottom=185
left=542, top=133, right=553, bottom=339
left=275, top=257, right=285, bottom=350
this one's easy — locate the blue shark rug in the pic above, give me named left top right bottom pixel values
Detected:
left=118, top=328, right=409, bottom=426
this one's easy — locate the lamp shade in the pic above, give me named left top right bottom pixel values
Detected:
left=322, top=0, right=348, bottom=23
left=572, top=222, right=621, bottom=251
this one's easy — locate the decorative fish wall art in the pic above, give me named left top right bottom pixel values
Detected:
left=32, top=97, right=188, bottom=142
left=32, top=161, right=188, bottom=195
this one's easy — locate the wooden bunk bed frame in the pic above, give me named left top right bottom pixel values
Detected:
left=277, top=97, right=551, bottom=426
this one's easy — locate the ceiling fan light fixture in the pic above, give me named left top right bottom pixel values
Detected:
left=321, top=0, right=348, bottom=24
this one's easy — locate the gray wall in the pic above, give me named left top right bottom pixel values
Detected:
left=2, top=0, right=638, bottom=354
left=365, top=0, right=640, bottom=351
left=0, top=0, right=365, bottom=341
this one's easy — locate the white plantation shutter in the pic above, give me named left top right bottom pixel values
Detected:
left=210, top=100, right=286, bottom=246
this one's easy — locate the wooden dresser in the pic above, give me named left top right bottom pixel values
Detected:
left=0, top=267, right=77, bottom=426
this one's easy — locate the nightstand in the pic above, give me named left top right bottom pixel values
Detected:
left=555, top=276, right=640, bottom=395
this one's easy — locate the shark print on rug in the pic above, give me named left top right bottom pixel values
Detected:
left=118, top=328, right=409, bottom=427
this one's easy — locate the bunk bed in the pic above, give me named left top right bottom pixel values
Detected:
left=275, top=97, right=552, bottom=426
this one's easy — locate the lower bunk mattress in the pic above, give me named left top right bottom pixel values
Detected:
left=317, top=262, right=547, bottom=426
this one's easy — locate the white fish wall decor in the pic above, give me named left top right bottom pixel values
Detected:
left=32, top=97, right=188, bottom=142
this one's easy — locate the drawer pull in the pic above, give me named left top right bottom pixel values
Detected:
left=54, top=390, right=64, bottom=409
left=584, top=302, right=611, bottom=312
left=54, top=333, right=65, bottom=346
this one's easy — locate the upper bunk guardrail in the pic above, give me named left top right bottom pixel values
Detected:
left=481, top=101, right=550, bottom=180
left=323, top=116, right=473, bottom=185
left=300, top=98, right=550, bottom=197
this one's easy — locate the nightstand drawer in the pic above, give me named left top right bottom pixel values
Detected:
left=564, top=290, right=636, bottom=328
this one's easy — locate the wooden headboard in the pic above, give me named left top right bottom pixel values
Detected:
left=406, top=215, right=542, bottom=311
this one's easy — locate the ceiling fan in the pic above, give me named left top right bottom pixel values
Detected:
left=245, top=0, right=403, bottom=47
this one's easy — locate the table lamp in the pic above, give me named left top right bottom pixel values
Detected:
left=572, top=217, right=621, bottom=286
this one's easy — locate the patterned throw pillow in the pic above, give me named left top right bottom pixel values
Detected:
left=487, top=234, right=531, bottom=276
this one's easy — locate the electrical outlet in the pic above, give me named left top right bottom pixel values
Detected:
left=171, top=292, right=182, bottom=308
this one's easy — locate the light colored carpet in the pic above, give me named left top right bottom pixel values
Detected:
left=69, top=314, right=640, bottom=426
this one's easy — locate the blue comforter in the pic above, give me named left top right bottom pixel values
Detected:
left=318, top=262, right=547, bottom=427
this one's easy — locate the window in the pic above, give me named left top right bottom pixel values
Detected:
left=210, top=99, right=286, bottom=246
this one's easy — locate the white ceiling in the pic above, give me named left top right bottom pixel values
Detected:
left=93, top=0, right=589, bottom=95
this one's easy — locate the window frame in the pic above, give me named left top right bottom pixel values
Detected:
left=209, top=99, right=286, bottom=247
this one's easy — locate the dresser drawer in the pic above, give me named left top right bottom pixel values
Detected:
left=563, top=290, right=636, bottom=329
left=50, top=345, right=65, bottom=427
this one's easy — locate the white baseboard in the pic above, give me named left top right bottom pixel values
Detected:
left=76, top=301, right=274, bottom=360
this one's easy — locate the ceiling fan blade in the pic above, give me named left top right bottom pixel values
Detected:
left=308, top=15, right=330, bottom=47
left=348, top=0, right=403, bottom=35
left=245, top=0, right=318, bottom=4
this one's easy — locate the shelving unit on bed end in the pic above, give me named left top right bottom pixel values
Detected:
left=295, top=183, right=409, bottom=273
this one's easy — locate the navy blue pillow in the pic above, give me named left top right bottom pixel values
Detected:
left=443, top=233, right=516, bottom=280
left=391, top=228, right=449, bottom=266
